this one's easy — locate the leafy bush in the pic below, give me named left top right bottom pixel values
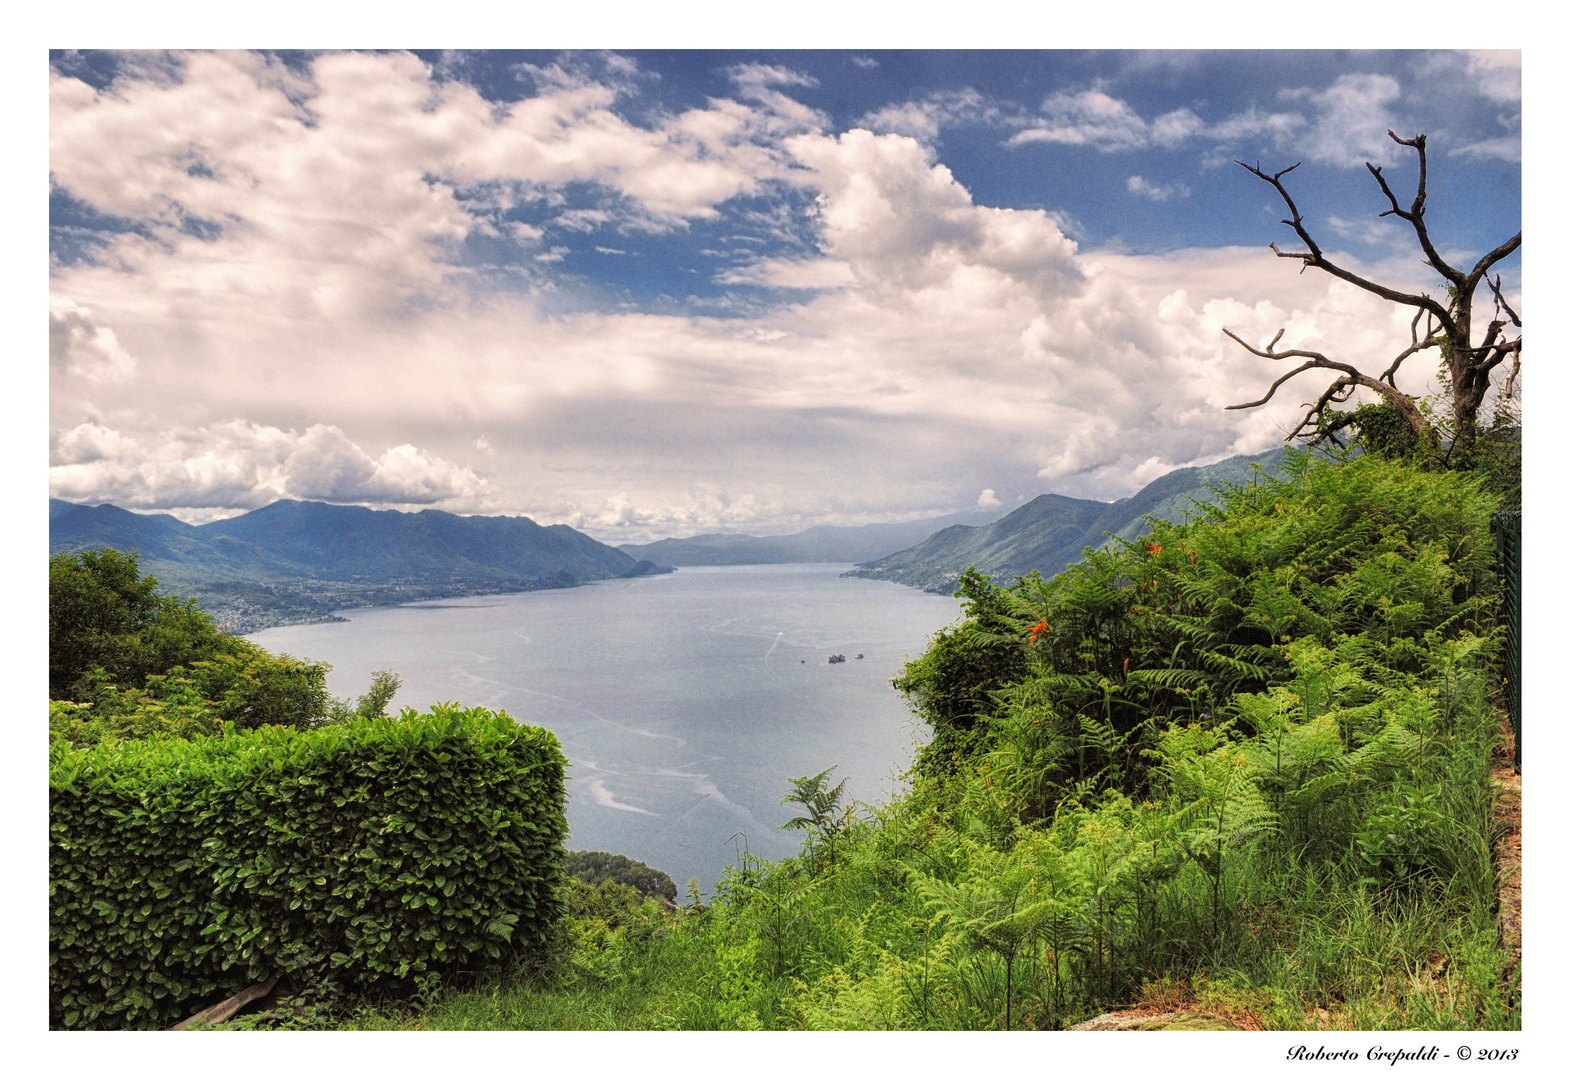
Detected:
left=1355, top=783, right=1448, bottom=884
left=49, top=704, right=567, bottom=1029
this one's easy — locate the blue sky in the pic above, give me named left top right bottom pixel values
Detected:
left=48, top=48, right=1521, bottom=540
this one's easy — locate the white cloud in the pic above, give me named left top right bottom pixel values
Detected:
left=1004, top=76, right=1414, bottom=170
left=569, top=489, right=783, bottom=535
left=1464, top=50, right=1521, bottom=103
left=715, top=257, right=855, bottom=289
left=857, top=89, right=997, bottom=142
left=50, top=297, right=136, bottom=382
left=722, top=63, right=828, bottom=137
left=728, top=63, right=818, bottom=92
left=1126, top=175, right=1190, bottom=202
left=49, top=420, right=488, bottom=513
left=785, top=129, right=1083, bottom=294
left=1005, top=88, right=1205, bottom=153
left=1279, top=73, right=1404, bottom=167
left=1008, top=90, right=1154, bottom=151
left=1453, top=135, right=1521, bottom=163
left=556, top=209, right=612, bottom=232
left=47, top=49, right=816, bottom=318
left=977, top=488, right=1000, bottom=509
left=1325, top=214, right=1401, bottom=247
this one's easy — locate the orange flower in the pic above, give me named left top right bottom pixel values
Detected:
left=1146, top=543, right=1163, bottom=555
left=1027, top=620, right=1049, bottom=644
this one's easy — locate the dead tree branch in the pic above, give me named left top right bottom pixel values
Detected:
left=1225, top=130, right=1521, bottom=453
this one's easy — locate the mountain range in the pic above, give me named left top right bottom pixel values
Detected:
left=843, top=448, right=1288, bottom=592
left=49, top=499, right=670, bottom=633
left=51, top=448, right=1291, bottom=631
left=616, top=507, right=1004, bottom=567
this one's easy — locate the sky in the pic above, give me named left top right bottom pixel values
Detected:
left=47, top=48, right=1523, bottom=543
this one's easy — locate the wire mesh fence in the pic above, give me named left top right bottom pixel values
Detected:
left=1492, top=510, right=1521, bottom=773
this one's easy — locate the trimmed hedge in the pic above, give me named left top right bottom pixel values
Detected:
left=50, top=704, right=567, bottom=1030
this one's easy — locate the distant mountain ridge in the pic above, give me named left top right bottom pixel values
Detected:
left=617, top=507, right=1005, bottom=567
left=49, top=499, right=671, bottom=633
left=844, top=449, right=1289, bottom=593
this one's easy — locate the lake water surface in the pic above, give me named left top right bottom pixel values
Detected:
left=249, top=564, right=961, bottom=892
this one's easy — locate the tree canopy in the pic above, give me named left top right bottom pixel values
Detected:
left=49, top=548, right=331, bottom=738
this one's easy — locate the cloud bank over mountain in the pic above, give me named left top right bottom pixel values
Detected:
left=48, top=50, right=1520, bottom=541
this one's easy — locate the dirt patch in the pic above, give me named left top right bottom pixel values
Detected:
left=1067, top=980, right=1264, bottom=1031
left=1492, top=716, right=1521, bottom=1009
left=1068, top=1010, right=1237, bottom=1031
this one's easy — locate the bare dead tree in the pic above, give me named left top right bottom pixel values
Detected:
left=1225, top=131, right=1521, bottom=459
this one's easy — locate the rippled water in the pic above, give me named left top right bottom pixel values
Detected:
left=249, top=564, right=961, bottom=891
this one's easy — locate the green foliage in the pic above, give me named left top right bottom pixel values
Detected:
left=49, top=704, right=567, bottom=1029
left=1354, top=783, right=1448, bottom=884
left=564, top=851, right=678, bottom=904
left=894, top=568, right=1030, bottom=776
left=1340, top=395, right=1520, bottom=515
left=50, top=548, right=224, bottom=700
left=942, top=450, right=1499, bottom=823
left=780, top=766, right=853, bottom=870
left=50, top=548, right=332, bottom=737
left=319, top=670, right=404, bottom=729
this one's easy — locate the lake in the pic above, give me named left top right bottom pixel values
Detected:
left=248, top=564, right=961, bottom=892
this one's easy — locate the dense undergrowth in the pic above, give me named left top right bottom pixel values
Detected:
left=322, top=450, right=1516, bottom=1032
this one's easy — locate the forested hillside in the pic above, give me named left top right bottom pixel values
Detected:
left=847, top=448, right=1285, bottom=592
left=50, top=499, right=669, bottom=632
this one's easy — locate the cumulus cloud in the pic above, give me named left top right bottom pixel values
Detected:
left=50, top=297, right=137, bottom=382
left=786, top=129, right=1083, bottom=295
left=47, top=49, right=815, bottom=318
left=49, top=420, right=487, bottom=513
left=977, top=488, right=1000, bottom=509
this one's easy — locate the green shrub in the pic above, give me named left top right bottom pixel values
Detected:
left=894, top=568, right=1031, bottom=777
left=49, top=704, right=567, bottom=1029
left=1355, top=783, right=1448, bottom=884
